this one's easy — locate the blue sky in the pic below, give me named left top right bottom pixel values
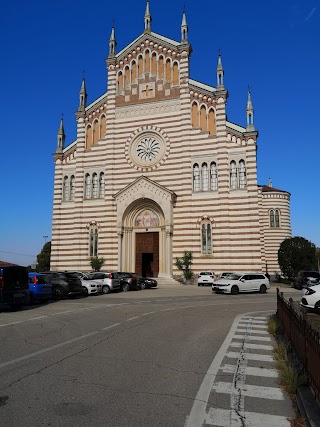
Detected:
left=1, top=0, right=319, bottom=266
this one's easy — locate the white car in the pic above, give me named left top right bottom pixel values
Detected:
left=212, top=273, right=270, bottom=295
left=85, top=272, right=121, bottom=294
left=300, top=287, right=320, bottom=311
left=198, top=271, right=215, bottom=286
left=71, top=271, right=100, bottom=296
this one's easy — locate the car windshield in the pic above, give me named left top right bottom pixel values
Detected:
left=224, top=273, right=241, bottom=280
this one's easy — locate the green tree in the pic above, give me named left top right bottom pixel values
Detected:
left=175, top=251, right=194, bottom=281
left=90, top=256, right=105, bottom=271
left=37, top=241, right=51, bottom=272
left=278, top=237, right=317, bottom=281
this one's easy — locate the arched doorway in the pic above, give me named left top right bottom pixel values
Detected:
left=113, top=176, right=176, bottom=278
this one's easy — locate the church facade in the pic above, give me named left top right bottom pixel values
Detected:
left=51, top=3, right=291, bottom=277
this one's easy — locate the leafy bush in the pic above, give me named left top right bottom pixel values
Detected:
left=90, top=256, right=105, bottom=271
left=175, top=251, right=194, bottom=281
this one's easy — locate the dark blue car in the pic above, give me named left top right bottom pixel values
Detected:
left=28, top=273, right=52, bottom=303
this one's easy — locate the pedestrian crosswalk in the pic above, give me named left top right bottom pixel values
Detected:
left=185, top=313, right=296, bottom=427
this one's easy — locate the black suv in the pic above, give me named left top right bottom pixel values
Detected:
left=0, top=265, right=30, bottom=309
left=294, top=270, right=320, bottom=290
left=40, top=271, right=83, bottom=299
left=116, top=272, right=141, bottom=292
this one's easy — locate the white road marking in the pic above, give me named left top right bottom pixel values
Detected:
left=233, top=334, right=271, bottom=341
left=226, top=351, right=274, bottom=362
left=238, top=323, right=267, bottom=329
left=237, top=328, right=269, bottom=334
left=221, top=364, right=278, bottom=378
left=230, top=341, right=273, bottom=351
left=126, top=317, right=139, bottom=321
left=205, top=407, right=291, bottom=427
left=0, top=331, right=100, bottom=369
left=141, top=311, right=156, bottom=315
left=101, top=323, right=120, bottom=330
left=212, top=381, right=284, bottom=400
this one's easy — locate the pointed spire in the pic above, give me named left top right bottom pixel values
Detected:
left=78, top=75, right=87, bottom=112
left=144, top=1, right=152, bottom=33
left=268, top=177, right=273, bottom=187
left=56, top=115, right=65, bottom=153
left=246, top=88, right=255, bottom=131
left=108, top=24, right=117, bottom=58
left=181, top=10, right=188, bottom=43
left=216, top=52, right=224, bottom=90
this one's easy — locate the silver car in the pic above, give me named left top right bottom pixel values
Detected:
left=85, top=272, right=121, bottom=294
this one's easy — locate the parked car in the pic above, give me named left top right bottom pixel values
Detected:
left=300, top=287, right=320, bottom=312
left=40, top=271, right=83, bottom=299
left=294, top=270, right=320, bottom=290
left=0, top=265, right=30, bottom=309
left=220, top=272, right=233, bottom=279
left=70, top=271, right=100, bottom=296
left=139, top=277, right=157, bottom=289
left=116, top=272, right=141, bottom=291
left=84, top=272, right=121, bottom=294
left=28, top=273, right=52, bottom=303
left=197, top=271, right=215, bottom=286
left=212, top=273, right=270, bottom=295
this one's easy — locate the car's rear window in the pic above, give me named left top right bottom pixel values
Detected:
left=200, top=272, right=213, bottom=276
left=29, top=274, right=47, bottom=284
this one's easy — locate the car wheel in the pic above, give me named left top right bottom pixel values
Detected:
left=102, top=285, right=110, bottom=294
left=231, top=285, right=239, bottom=295
left=82, top=286, right=89, bottom=297
left=52, top=286, right=64, bottom=300
left=140, top=282, right=146, bottom=290
left=259, top=284, right=267, bottom=294
left=122, top=283, right=130, bottom=292
left=10, top=304, right=23, bottom=311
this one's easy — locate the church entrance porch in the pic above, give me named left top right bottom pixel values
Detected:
left=135, top=232, right=159, bottom=277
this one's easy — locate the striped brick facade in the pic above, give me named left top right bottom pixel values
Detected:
left=51, top=27, right=291, bottom=277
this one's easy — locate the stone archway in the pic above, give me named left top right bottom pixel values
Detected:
left=113, top=176, right=176, bottom=277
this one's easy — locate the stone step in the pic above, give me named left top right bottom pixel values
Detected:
left=154, top=276, right=182, bottom=286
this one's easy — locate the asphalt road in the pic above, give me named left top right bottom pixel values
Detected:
left=0, top=283, right=300, bottom=427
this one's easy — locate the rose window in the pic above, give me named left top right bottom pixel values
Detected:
left=137, top=138, right=160, bottom=162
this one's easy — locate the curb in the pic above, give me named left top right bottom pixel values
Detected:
left=297, top=386, right=320, bottom=427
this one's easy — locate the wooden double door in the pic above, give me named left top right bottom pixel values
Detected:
left=135, top=232, right=159, bottom=277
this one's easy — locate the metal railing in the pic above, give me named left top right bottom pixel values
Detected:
left=277, top=289, right=320, bottom=400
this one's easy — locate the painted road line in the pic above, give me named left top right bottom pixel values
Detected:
left=242, top=316, right=268, bottom=320
left=126, top=317, right=140, bottom=321
left=0, top=331, right=100, bottom=370
left=184, top=310, right=273, bottom=427
left=233, top=334, right=271, bottom=341
left=141, top=311, right=156, bottom=316
left=212, top=381, right=284, bottom=400
left=238, top=323, right=267, bottom=329
left=230, top=341, right=273, bottom=351
left=237, top=328, right=269, bottom=334
left=101, top=323, right=120, bottom=330
left=205, top=408, right=291, bottom=427
left=221, top=364, right=278, bottom=378
left=226, top=351, right=274, bottom=362
left=239, top=319, right=267, bottom=324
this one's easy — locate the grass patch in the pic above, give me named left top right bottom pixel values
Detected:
left=267, top=316, right=278, bottom=335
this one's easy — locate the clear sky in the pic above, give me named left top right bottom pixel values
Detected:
left=1, top=0, right=319, bottom=266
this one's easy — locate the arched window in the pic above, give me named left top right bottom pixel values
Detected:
left=99, top=172, right=105, bottom=198
left=118, top=72, right=123, bottom=94
left=193, top=164, right=200, bottom=192
left=131, top=61, right=137, bottom=82
left=208, top=109, right=216, bottom=135
left=70, top=175, right=75, bottom=201
left=239, top=160, right=247, bottom=189
left=173, top=62, right=179, bottom=85
left=192, top=103, right=199, bottom=128
left=93, top=120, right=99, bottom=144
left=92, top=173, right=98, bottom=198
left=159, top=56, right=164, bottom=79
left=125, top=66, right=130, bottom=89
left=89, top=225, right=98, bottom=257
left=145, top=50, right=150, bottom=73
left=85, top=174, right=91, bottom=199
left=275, top=209, right=280, bottom=227
left=210, top=162, right=217, bottom=191
left=270, top=210, right=275, bottom=228
left=86, top=125, right=92, bottom=149
left=166, top=59, right=171, bottom=82
left=63, top=176, right=69, bottom=201
left=230, top=161, right=237, bottom=189
left=202, top=163, right=209, bottom=191
left=200, top=106, right=207, bottom=132
left=100, top=115, right=106, bottom=138
left=138, top=55, right=143, bottom=77
left=151, top=53, right=157, bottom=75
left=201, top=221, right=212, bottom=255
